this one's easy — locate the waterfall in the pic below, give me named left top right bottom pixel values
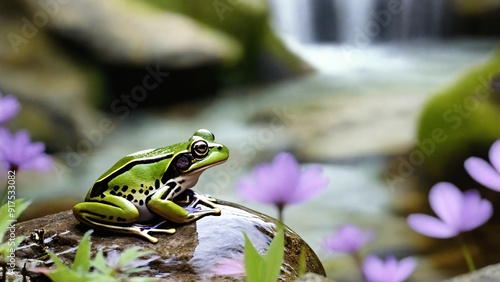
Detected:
left=335, top=0, right=375, bottom=43
left=268, top=0, right=451, bottom=43
left=268, top=0, right=314, bottom=42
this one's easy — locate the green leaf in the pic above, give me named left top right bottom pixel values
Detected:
left=244, top=232, right=264, bottom=282
left=262, top=226, right=284, bottom=282
left=47, top=250, right=84, bottom=281
left=0, top=242, right=10, bottom=259
left=298, top=245, right=306, bottom=277
left=117, top=247, right=154, bottom=267
left=91, top=250, right=113, bottom=275
left=48, top=250, right=69, bottom=270
left=0, top=199, right=31, bottom=242
left=72, top=230, right=93, bottom=275
left=87, top=273, right=121, bottom=282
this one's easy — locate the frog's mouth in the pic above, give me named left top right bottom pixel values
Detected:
left=185, top=158, right=228, bottom=175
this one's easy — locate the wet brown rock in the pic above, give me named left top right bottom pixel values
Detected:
left=9, top=200, right=325, bottom=281
left=445, top=263, right=500, bottom=282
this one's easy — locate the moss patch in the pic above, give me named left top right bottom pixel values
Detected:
left=417, top=49, right=500, bottom=180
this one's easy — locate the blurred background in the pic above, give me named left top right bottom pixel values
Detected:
left=1, top=0, right=500, bottom=281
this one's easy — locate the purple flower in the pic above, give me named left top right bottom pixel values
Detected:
left=407, top=182, right=492, bottom=238
left=362, top=255, right=416, bottom=282
left=322, top=224, right=375, bottom=254
left=237, top=152, right=328, bottom=206
left=465, top=140, right=500, bottom=191
left=0, top=128, right=52, bottom=171
left=0, top=93, right=20, bottom=124
left=212, top=257, right=245, bottom=276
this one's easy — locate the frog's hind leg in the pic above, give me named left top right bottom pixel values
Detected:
left=73, top=202, right=174, bottom=243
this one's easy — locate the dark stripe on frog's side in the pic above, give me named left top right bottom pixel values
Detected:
left=90, top=153, right=174, bottom=198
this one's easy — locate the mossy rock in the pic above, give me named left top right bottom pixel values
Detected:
left=417, top=50, right=500, bottom=180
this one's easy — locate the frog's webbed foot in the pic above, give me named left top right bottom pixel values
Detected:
left=189, top=192, right=219, bottom=210
left=177, top=193, right=221, bottom=219
left=131, top=221, right=175, bottom=243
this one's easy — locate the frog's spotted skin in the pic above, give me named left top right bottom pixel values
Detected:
left=73, top=129, right=229, bottom=243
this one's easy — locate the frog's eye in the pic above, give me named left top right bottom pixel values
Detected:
left=192, top=140, right=209, bottom=158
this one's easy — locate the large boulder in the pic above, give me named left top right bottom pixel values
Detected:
left=8, top=200, right=325, bottom=281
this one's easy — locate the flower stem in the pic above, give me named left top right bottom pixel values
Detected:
left=0, top=180, right=8, bottom=206
left=277, top=203, right=284, bottom=223
left=351, top=252, right=364, bottom=279
left=459, top=236, right=476, bottom=272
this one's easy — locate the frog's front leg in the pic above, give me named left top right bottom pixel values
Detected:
left=187, top=191, right=218, bottom=210
left=148, top=185, right=221, bottom=223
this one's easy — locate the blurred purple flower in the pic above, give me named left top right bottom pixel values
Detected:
left=237, top=152, right=328, bottom=207
left=212, top=257, right=245, bottom=276
left=362, top=255, right=416, bottom=282
left=465, top=140, right=500, bottom=191
left=0, top=93, right=20, bottom=124
left=407, top=182, right=492, bottom=238
left=322, top=224, right=375, bottom=254
left=0, top=128, right=52, bottom=171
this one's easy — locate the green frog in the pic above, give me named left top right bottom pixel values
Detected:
left=73, top=129, right=229, bottom=243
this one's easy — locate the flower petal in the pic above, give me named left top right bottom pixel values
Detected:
left=322, top=225, right=373, bottom=253
left=489, top=140, right=500, bottom=176
left=429, top=182, right=463, bottom=229
left=407, top=214, right=458, bottom=238
left=212, top=258, right=245, bottom=276
left=459, top=190, right=493, bottom=231
left=288, top=165, right=328, bottom=204
left=394, top=257, right=417, bottom=281
left=253, top=163, right=287, bottom=203
left=20, top=153, right=52, bottom=171
left=271, top=152, right=301, bottom=196
left=362, top=255, right=386, bottom=282
left=464, top=157, right=500, bottom=191
left=0, top=94, right=21, bottom=124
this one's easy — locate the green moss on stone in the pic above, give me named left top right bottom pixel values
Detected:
left=417, top=50, right=500, bottom=179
